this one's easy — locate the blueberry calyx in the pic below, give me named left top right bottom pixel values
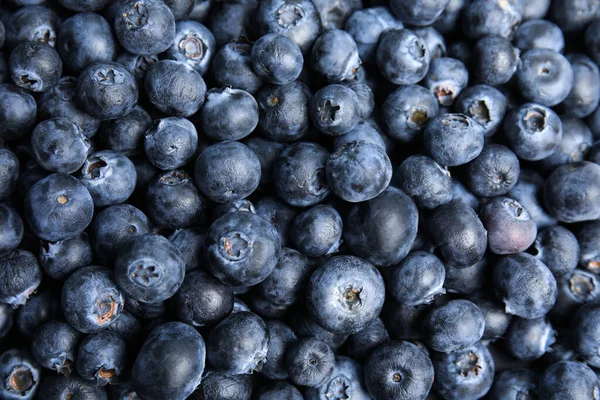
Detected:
left=123, top=2, right=148, bottom=30
left=6, top=366, right=35, bottom=394
left=318, top=100, right=340, bottom=122
left=570, top=273, right=597, bottom=302
left=96, top=296, right=119, bottom=325
left=456, top=351, right=481, bottom=377
left=128, top=263, right=162, bottom=287
left=95, top=367, right=116, bottom=386
left=523, top=107, right=546, bottom=133
left=277, top=4, right=305, bottom=28
left=340, top=285, right=363, bottom=310
left=219, top=232, right=252, bottom=261
left=179, top=35, right=207, bottom=60
left=326, top=375, right=353, bottom=400
left=53, top=359, right=72, bottom=377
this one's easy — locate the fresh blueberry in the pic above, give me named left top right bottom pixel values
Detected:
left=75, top=330, right=126, bottom=385
left=508, top=169, right=557, bottom=229
left=551, top=269, right=600, bottom=325
left=124, top=296, right=166, bottom=320
left=340, top=80, right=374, bottom=121
left=261, top=320, right=297, bottom=380
left=37, top=374, right=107, bottom=400
left=539, top=361, right=600, bottom=400
left=256, top=382, right=302, bottom=400
left=445, top=258, right=489, bottom=296
left=207, top=1, right=256, bottom=48
left=415, top=26, right=447, bottom=61
left=394, top=154, right=452, bottom=209
left=364, top=340, right=434, bottom=400
left=454, top=84, right=507, bottom=138
left=585, top=19, right=600, bottom=65
left=99, top=105, right=152, bottom=156
left=212, top=199, right=256, bottom=221
left=451, top=179, right=481, bottom=211
left=435, top=0, right=465, bottom=35
left=31, top=320, right=80, bottom=376
left=376, top=29, right=430, bottom=85
left=0, top=348, right=41, bottom=400
left=0, top=303, right=13, bottom=340
left=468, top=296, right=512, bottom=342
left=0, top=203, right=22, bottom=257
left=514, top=19, right=564, bottom=53
left=578, top=220, right=600, bottom=273
left=310, top=84, right=360, bottom=136
left=530, top=225, right=580, bottom=277
left=114, top=52, right=158, bottom=85
left=505, top=316, right=555, bottom=360
left=488, top=368, right=538, bottom=400
left=79, top=150, right=136, bottom=207
left=132, top=322, right=205, bottom=399
left=549, top=0, right=600, bottom=33
left=257, top=81, right=311, bottom=142
left=16, top=287, right=60, bottom=337
left=424, top=113, right=484, bottom=167
left=0, top=250, right=41, bottom=308
left=467, top=145, right=520, bottom=198
left=9, top=41, right=62, bottom=93
left=462, top=0, right=522, bottom=40
left=347, top=317, right=389, bottom=360
left=472, top=35, right=519, bottom=86
left=211, top=40, right=263, bottom=94
left=344, top=7, right=403, bottom=63
left=114, top=0, right=176, bottom=56
left=39, top=233, right=92, bottom=281
left=206, top=211, right=281, bottom=286
left=245, top=139, right=288, bottom=189
left=333, top=122, right=385, bottom=151
left=201, top=88, right=258, bottom=142
left=196, top=370, right=252, bottom=400
left=481, top=197, right=537, bottom=255
left=286, top=337, right=335, bottom=387
left=423, top=57, right=468, bottom=106
left=389, top=251, right=446, bottom=306
left=58, top=0, right=113, bottom=11
left=251, top=33, right=303, bottom=85
left=106, top=309, right=141, bottom=341
left=0, top=84, right=37, bottom=141
left=144, top=117, right=198, bottom=170
left=535, top=115, right=592, bottom=172
left=290, top=204, right=342, bottom=257
left=310, top=29, right=360, bottom=83
left=5, top=5, right=60, bottom=48
left=522, top=0, right=550, bottom=19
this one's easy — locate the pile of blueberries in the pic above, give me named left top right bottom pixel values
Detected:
left=1, top=0, right=600, bottom=398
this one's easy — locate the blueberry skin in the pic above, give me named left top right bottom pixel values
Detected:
left=286, top=338, right=335, bottom=387
left=429, top=201, right=487, bottom=268
left=290, top=204, right=342, bottom=257
left=75, top=330, right=126, bottom=385
left=306, top=255, right=385, bottom=334
left=9, top=41, right=62, bottom=93
left=544, top=161, right=600, bottom=223
left=573, top=302, right=600, bottom=367
left=166, top=21, right=214, bottom=75
left=144, top=60, right=206, bottom=117
left=424, top=113, right=484, bottom=167
left=144, top=117, right=198, bottom=170
left=273, top=141, right=330, bottom=207
left=31, top=118, right=91, bottom=174
left=57, top=13, right=116, bottom=75
left=445, top=258, right=489, bottom=295
left=516, top=49, right=574, bottom=107
left=488, top=368, right=539, bottom=400
left=423, top=57, right=468, bottom=106
left=327, top=140, right=392, bottom=202
left=40, top=233, right=92, bottom=281
left=254, top=197, right=298, bottom=246
left=76, top=62, right=138, bottom=120
left=257, top=81, right=311, bottom=142
left=109, top=380, right=140, bottom=400
left=197, top=370, right=252, bottom=400
left=16, top=287, right=60, bottom=338
left=211, top=41, right=263, bottom=94
left=0, top=349, right=41, bottom=400
left=212, top=199, right=256, bottom=221
left=537, top=116, right=593, bottom=172
left=466, top=144, right=520, bottom=197
left=389, top=251, right=446, bottom=306
left=31, top=320, right=80, bottom=376
left=25, top=173, right=94, bottom=242
left=415, top=26, right=447, bottom=61
left=79, top=150, right=136, bottom=207
left=114, top=234, right=185, bottom=303
left=585, top=20, right=600, bottom=65
left=125, top=296, right=167, bottom=320
left=310, top=84, right=360, bottom=136
left=114, top=0, right=176, bottom=56
left=251, top=33, right=303, bottom=85
left=530, top=226, right=579, bottom=277
left=341, top=80, right=374, bottom=120
left=0, top=84, right=36, bottom=141
left=246, top=139, right=288, bottom=189
left=310, top=29, right=360, bottom=83
left=0, top=302, right=13, bottom=339
left=255, top=247, right=312, bottom=307
left=206, top=211, right=281, bottom=286
left=578, top=220, right=600, bottom=273
left=539, top=361, right=600, bottom=400
left=99, top=105, right=152, bottom=156
left=376, top=29, right=430, bottom=85
left=344, top=7, right=403, bottom=63
left=394, top=155, right=452, bottom=209
left=0, top=203, right=22, bottom=257
left=347, top=317, right=389, bottom=360
left=472, top=36, right=519, bottom=86
left=261, top=320, right=296, bottom=380
left=5, top=5, right=60, bottom=49
left=344, top=187, right=418, bottom=267
left=481, top=197, right=537, bottom=255
left=505, top=316, right=556, bottom=360
left=333, top=122, right=385, bottom=151
left=462, top=0, right=522, bottom=40
left=451, top=179, right=481, bottom=211
left=436, top=0, right=466, bottom=35
left=254, top=0, right=322, bottom=54
left=256, top=382, right=302, bottom=400
left=507, top=169, right=557, bottom=229
left=114, top=52, right=159, bottom=85
left=433, top=342, right=495, bottom=400
left=493, top=253, right=557, bottom=319
left=389, top=0, right=449, bottom=26
left=382, top=84, right=439, bottom=143
left=146, top=170, right=204, bottom=229
left=514, top=19, right=564, bottom=53
left=201, top=88, right=258, bottom=142
left=503, top=103, right=563, bottom=160
left=132, top=322, right=205, bottom=400
left=90, top=204, right=152, bottom=264
left=58, top=0, right=113, bottom=11
left=560, top=54, right=600, bottom=118
left=37, top=374, right=107, bottom=400
left=468, top=296, right=512, bottom=342
left=207, top=311, right=268, bottom=374
left=549, top=0, right=600, bottom=33
left=364, top=341, right=434, bottom=400
left=0, top=250, right=41, bottom=308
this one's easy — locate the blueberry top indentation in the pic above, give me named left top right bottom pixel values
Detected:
left=523, top=107, right=546, bottom=133
left=326, top=375, right=352, bottom=400
left=277, top=4, right=305, bottom=28
left=6, top=366, right=34, bottom=395
left=179, top=35, right=207, bottom=60
left=455, top=351, right=481, bottom=377
left=123, top=2, right=149, bottom=30
left=219, top=232, right=252, bottom=261
left=128, top=262, right=162, bottom=287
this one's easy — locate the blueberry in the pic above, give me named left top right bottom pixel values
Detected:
left=99, top=105, right=152, bottom=156
left=514, top=19, right=564, bottom=53
left=310, top=84, right=360, bottom=136
left=207, top=311, right=268, bottom=374
left=256, top=382, right=303, bottom=400
left=114, top=0, right=176, bottom=56
left=462, top=0, right=522, bottom=40
left=415, top=26, right=447, bottom=61
left=206, top=211, right=280, bottom=286
left=507, top=169, right=557, bottom=229
left=5, top=5, right=60, bottom=48
left=261, top=320, right=297, bottom=380
left=254, top=197, right=297, bottom=246
left=9, top=41, right=62, bottom=93
left=340, top=80, right=374, bottom=120
left=468, top=296, right=512, bottom=342
left=58, top=0, right=113, bottom=11
left=189, top=0, right=212, bottom=21
left=530, top=225, right=580, bottom=277
left=451, top=179, right=481, bottom=211
left=445, top=258, right=489, bottom=295
left=434, top=0, right=465, bottom=34
left=522, top=0, right=550, bottom=19
left=114, top=52, right=158, bottom=85
left=344, top=187, right=418, bottom=266
left=0, top=203, right=22, bottom=257
left=428, top=201, right=487, bottom=267
left=544, top=161, right=600, bottom=223
left=333, top=122, right=385, bottom=151
left=347, top=317, right=389, bottom=360
left=31, top=320, right=80, bottom=376
left=257, top=81, right=311, bottom=142
left=124, top=296, right=166, bottom=320
left=0, top=249, right=41, bottom=309
left=505, top=316, right=556, bottom=360
left=38, top=77, right=100, bottom=138
left=488, top=368, right=538, bottom=400
left=76, top=62, right=138, bottom=120
left=433, top=342, right=495, bottom=400
left=578, top=220, right=600, bottom=273
left=144, top=117, right=198, bottom=170
left=0, top=348, right=41, bottom=400
left=201, top=88, right=259, bottom=142
left=106, top=309, right=141, bottom=341
left=37, top=374, right=107, bottom=400
left=389, top=251, right=446, bottom=306
left=549, top=0, right=600, bottom=33
left=197, top=370, right=252, bottom=400
left=472, top=36, right=519, bottom=86
left=285, top=338, right=335, bottom=387
left=503, top=103, right=563, bottom=160
left=31, top=118, right=90, bottom=174
left=207, top=1, right=257, bottom=48
left=25, top=173, right=94, bottom=242
left=423, top=57, right=468, bottom=106
left=394, top=154, right=452, bottom=209
left=493, top=252, right=557, bottom=319
left=559, top=54, right=600, bottom=118
left=212, top=199, right=256, bottom=221
left=114, top=234, right=185, bottom=303
left=539, top=361, right=600, bottom=400
left=144, top=60, right=206, bottom=117
left=310, top=29, right=360, bottom=83
left=40, top=233, right=92, bottom=281
left=109, top=380, right=139, bottom=400
left=254, top=0, right=322, bottom=53
left=481, top=197, right=537, bottom=255
left=306, top=255, right=385, bottom=334
left=424, top=113, right=484, bottom=167
left=382, top=84, right=440, bottom=143
left=132, top=322, right=205, bottom=400
left=246, top=139, right=288, bottom=189
left=381, top=299, right=431, bottom=340
left=364, top=341, right=434, bottom=400
left=79, top=150, right=136, bottom=207
left=0, top=84, right=36, bottom=141
left=75, top=330, right=126, bottom=385
left=163, top=0, right=195, bottom=19
left=290, top=204, right=342, bottom=257
left=16, top=287, right=60, bottom=337
left=585, top=19, right=600, bottom=65
left=376, top=29, right=430, bottom=85
left=57, top=13, right=116, bottom=75
left=467, top=145, right=520, bottom=198
left=211, top=40, right=263, bottom=94
left=252, top=33, right=303, bottom=85
left=272, top=141, right=330, bottom=207
left=344, top=7, right=403, bottom=63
